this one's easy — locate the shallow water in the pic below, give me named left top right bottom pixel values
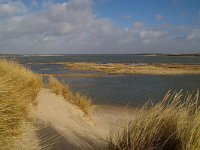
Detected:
left=5, top=54, right=200, bottom=64
left=58, top=75, right=200, bottom=106
left=3, top=54, right=200, bottom=106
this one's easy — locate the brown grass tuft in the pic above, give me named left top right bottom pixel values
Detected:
left=73, top=92, right=92, bottom=115
left=0, top=59, right=42, bottom=149
left=108, top=90, right=200, bottom=150
left=48, top=75, right=92, bottom=115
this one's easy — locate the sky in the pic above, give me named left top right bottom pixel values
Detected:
left=0, top=0, right=200, bottom=54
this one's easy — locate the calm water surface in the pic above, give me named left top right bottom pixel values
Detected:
left=3, top=54, right=200, bottom=106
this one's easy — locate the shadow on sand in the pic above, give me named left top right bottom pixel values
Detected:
left=36, top=123, right=107, bottom=150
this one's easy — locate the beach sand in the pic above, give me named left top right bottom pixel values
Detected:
left=31, top=89, right=135, bottom=150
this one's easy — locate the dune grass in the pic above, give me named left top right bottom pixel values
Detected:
left=0, top=59, right=42, bottom=149
left=108, top=91, right=200, bottom=150
left=48, top=75, right=92, bottom=115
left=1, top=59, right=200, bottom=149
left=0, top=59, right=42, bottom=105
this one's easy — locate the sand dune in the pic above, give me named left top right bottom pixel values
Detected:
left=31, top=89, right=134, bottom=150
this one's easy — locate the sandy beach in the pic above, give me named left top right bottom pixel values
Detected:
left=32, top=89, right=135, bottom=150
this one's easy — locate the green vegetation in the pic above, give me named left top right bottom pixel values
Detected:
left=48, top=75, right=92, bottom=115
left=0, top=59, right=42, bottom=149
left=65, top=62, right=200, bottom=75
left=108, top=91, right=200, bottom=150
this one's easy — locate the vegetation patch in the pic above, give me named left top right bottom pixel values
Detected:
left=65, top=62, right=200, bottom=75
left=108, top=91, right=200, bottom=150
left=42, top=73, right=109, bottom=78
left=0, top=59, right=42, bottom=149
left=48, top=75, right=92, bottom=115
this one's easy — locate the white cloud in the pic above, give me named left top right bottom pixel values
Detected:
left=187, top=29, right=200, bottom=40
left=0, top=1, right=27, bottom=17
left=125, top=15, right=131, bottom=19
left=181, top=12, right=187, bottom=17
left=140, top=30, right=166, bottom=43
left=156, top=14, right=163, bottom=21
left=132, top=22, right=144, bottom=30
left=0, top=0, right=199, bottom=54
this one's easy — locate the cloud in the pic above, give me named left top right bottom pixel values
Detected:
left=156, top=14, right=163, bottom=21
left=0, top=1, right=27, bottom=18
left=187, top=29, right=200, bottom=40
left=125, top=15, right=131, bottom=19
left=181, top=12, right=187, bottom=17
left=132, top=22, right=144, bottom=30
left=139, top=30, right=166, bottom=43
left=172, top=0, right=180, bottom=6
left=0, top=0, right=199, bottom=54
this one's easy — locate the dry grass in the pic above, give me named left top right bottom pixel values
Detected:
left=48, top=75, right=66, bottom=96
left=108, top=90, right=200, bottom=150
left=48, top=75, right=92, bottom=115
left=42, top=73, right=108, bottom=78
left=0, top=59, right=42, bottom=105
left=0, top=59, right=42, bottom=149
left=73, top=92, right=93, bottom=116
left=2, top=59, right=199, bottom=149
left=65, top=62, right=200, bottom=75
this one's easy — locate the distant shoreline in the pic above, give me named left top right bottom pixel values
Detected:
left=0, top=53, right=200, bottom=57
left=140, top=53, right=200, bottom=57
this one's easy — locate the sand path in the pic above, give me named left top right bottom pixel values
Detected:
left=32, top=89, right=134, bottom=150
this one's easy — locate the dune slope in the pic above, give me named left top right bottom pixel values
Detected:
left=32, top=89, right=134, bottom=150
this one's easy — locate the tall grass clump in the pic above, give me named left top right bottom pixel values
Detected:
left=0, top=59, right=42, bottom=105
left=0, top=59, right=42, bottom=149
left=108, top=90, right=200, bottom=150
left=48, top=75, right=92, bottom=115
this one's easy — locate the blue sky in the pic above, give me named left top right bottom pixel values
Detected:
left=94, top=0, right=200, bottom=28
left=0, top=0, right=199, bottom=54
left=21, top=0, right=200, bottom=27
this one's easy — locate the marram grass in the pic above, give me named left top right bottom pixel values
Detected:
left=48, top=75, right=92, bottom=115
left=0, top=59, right=42, bottom=149
left=0, top=59, right=42, bottom=105
left=108, top=90, right=200, bottom=150
left=1, top=59, right=199, bottom=150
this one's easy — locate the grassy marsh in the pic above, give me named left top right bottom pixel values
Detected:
left=65, top=62, right=200, bottom=75
left=42, top=73, right=109, bottom=78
